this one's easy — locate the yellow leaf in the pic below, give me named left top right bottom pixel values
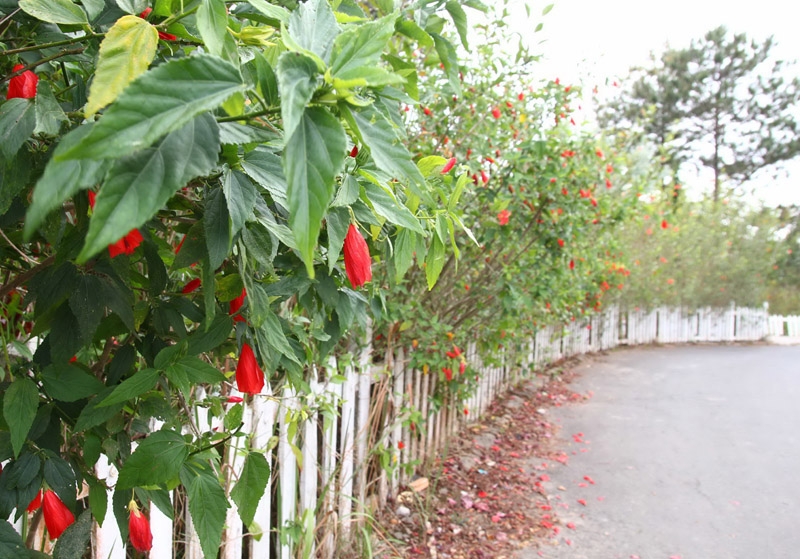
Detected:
left=85, top=15, right=158, bottom=118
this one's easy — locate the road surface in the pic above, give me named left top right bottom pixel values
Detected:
left=519, top=344, right=800, bottom=559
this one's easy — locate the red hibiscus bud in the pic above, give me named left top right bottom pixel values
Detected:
left=442, top=367, right=453, bottom=381
left=459, top=361, right=466, bottom=375
left=88, top=190, right=96, bottom=209
left=229, top=288, right=247, bottom=322
left=423, top=107, right=432, bottom=116
left=27, top=490, right=42, bottom=512
left=139, top=7, right=152, bottom=17
left=569, top=260, right=575, bottom=270
left=236, top=343, right=265, bottom=395
left=343, top=224, right=372, bottom=288
left=108, top=229, right=143, bottom=258
left=661, top=219, right=669, bottom=229
left=226, top=395, right=244, bottom=403
left=349, top=145, right=358, bottom=157
left=491, top=107, right=501, bottom=119
left=518, top=92, right=524, bottom=101
left=557, top=238, right=565, bottom=248
left=497, top=209, right=510, bottom=226
left=480, top=170, right=489, bottom=184
left=174, top=235, right=186, bottom=254
left=128, top=501, right=153, bottom=552
left=7, top=64, right=38, bottom=99
left=595, top=149, right=604, bottom=158
left=181, top=278, right=201, bottom=294
left=158, top=31, right=177, bottom=41
left=43, top=490, right=75, bottom=540
left=397, top=441, right=405, bottom=450
left=441, top=157, right=456, bottom=174
left=446, top=350, right=457, bottom=359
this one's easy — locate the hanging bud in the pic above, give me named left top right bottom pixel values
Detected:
left=42, top=490, right=75, bottom=540
left=128, top=500, right=153, bottom=552
left=343, top=224, right=372, bottom=288
left=236, top=343, right=265, bottom=395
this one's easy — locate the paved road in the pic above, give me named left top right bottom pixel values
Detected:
left=518, top=345, right=800, bottom=559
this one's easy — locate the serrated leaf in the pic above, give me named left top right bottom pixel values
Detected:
left=230, top=452, right=269, bottom=527
left=222, top=168, right=257, bottom=238
left=117, top=430, right=189, bottom=489
left=41, top=364, right=104, bottom=402
left=362, top=182, right=423, bottom=233
left=0, top=98, right=36, bottom=161
left=181, top=462, right=229, bottom=559
left=258, top=306, right=301, bottom=365
left=197, top=0, right=228, bottom=57
left=284, top=0, right=339, bottom=64
left=246, top=0, right=289, bottom=23
left=348, top=104, right=427, bottom=198
left=186, top=314, right=233, bottom=355
left=425, top=234, right=445, bottom=290
left=74, top=388, right=123, bottom=432
left=284, top=106, right=347, bottom=276
left=57, top=55, right=243, bottom=160
left=24, top=124, right=110, bottom=240
left=241, top=146, right=288, bottom=208
left=85, top=15, right=158, bottom=118
left=2, top=378, right=38, bottom=458
left=241, top=222, right=275, bottom=271
left=43, top=452, right=78, bottom=509
left=326, top=205, right=349, bottom=273
left=69, top=274, right=106, bottom=345
left=18, top=0, right=87, bottom=24
left=97, top=368, right=159, bottom=407
left=393, top=228, right=416, bottom=281
left=277, top=52, right=321, bottom=140
left=444, top=1, right=469, bottom=49
left=34, top=81, right=68, bottom=136
left=78, top=114, right=219, bottom=262
left=172, top=356, right=226, bottom=384
left=329, top=13, right=396, bottom=83
left=204, top=187, right=231, bottom=270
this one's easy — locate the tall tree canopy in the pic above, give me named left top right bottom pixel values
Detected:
left=599, top=26, right=800, bottom=201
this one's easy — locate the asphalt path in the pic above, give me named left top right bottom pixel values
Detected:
left=518, top=344, right=800, bottom=559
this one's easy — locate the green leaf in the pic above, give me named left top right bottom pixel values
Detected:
left=332, top=173, right=359, bottom=207
left=329, top=13, right=397, bottom=83
left=23, top=124, right=110, bottom=240
left=52, top=510, right=92, bottom=559
left=542, top=3, right=554, bottom=15
left=154, top=341, right=189, bottom=370
left=69, top=274, right=106, bottom=345
left=445, top=1, right=469, bottom=50
left=0, top=98, right=36, bottom=161
left=18, top=0, right=87, bottom=24
left=325, top=206, right=349, bottom=273
left=87, top=479, right=108, bottom=526
left=425, top=234, right=445, bottom=290
left=2, top=378, right=38, bottom=458
left=57, top=55, right=243, bottom=160
left=204, top=187, right=232, bottom=270
left=284, top=106, right=347, bottom=276
left=246, top=0, right=289, bottom=24
left=393, top=228, right=416, bottom=281
left=41, top=364, right=104, bottom=402
left=78, top=113, right=219, bottom=261
left=197, top=0, right=229, bottom=57
left=97, top=368, right=159, bottom=407
left=167, top=356, right=225, bottom=388
left=362, top=182, right=423, bottom=233
left=43, top=451, right=78, bottom=509
left=74, top=388, right=124, bottom=432
left=34, top=82, right=68, bottom=136
left=253, top=54, right=279, bottom=106
left=230, top=452, right=269, bottom=527
left=395, top=19, right=433, bottom=46
left=348, top=104, right=427, bottom=197
left=186, top=314, right=233, bottom=355
left=241, top=147, right=288, bottom=208
left=258, top=306, right=301, bottom=365
left=115, top=0, right=148, bottom=14
left=0, top=519, right=26, bottom=559
left=431, top=32, right=461, bottom=96
left=85, top=15, right=158, bottom=118
left=222, top=169, right=257, bottom=238
left=284, top=0, right=339, bottom=65
left=240, top=222, right=275, bottom=271
left=181, top=461, right=229, bottom=559
left=117, top=430, right=189, bottom=489
left=277, top=52, right=321, bottom=140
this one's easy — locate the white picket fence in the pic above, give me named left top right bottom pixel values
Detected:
left=8, top=305, right=794, bottom=557
left=768, top=314, right=800, bottom=337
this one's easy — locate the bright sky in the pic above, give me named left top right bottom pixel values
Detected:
left=507, top=0, right=800, bottom=206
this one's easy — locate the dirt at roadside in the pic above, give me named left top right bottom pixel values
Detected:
left=374, top=358, right=593, bottom=558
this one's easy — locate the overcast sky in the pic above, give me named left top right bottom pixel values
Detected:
left=508, top=0, right=800, bottom=205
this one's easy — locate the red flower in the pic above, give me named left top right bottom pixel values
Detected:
left=557, top=238, right=565, bottom=247
left=491, top=107, right=501, bottom=119
left=349, top=145, right=358, bottom=157
left=423, top=107, right=432, bottom=116
left=441, top=157, right=456, bottom=174
left=661, top=219, right=669, bottom=229
left=518, top=92, right=525, bottom=101
left=7, top=64, right=38, bottom=99
left=139, top=7, right=152, bottom=17
left=343, top=224, right=372, bottom=288
left=459, top=361, right=466, bottom=375
left=157, top=31, right=177, bottom=41
left=42, top=490, right=75, bottom=540
left=128, top=501, right=153, bottom=552
left=569, top=259, right=575, bottom=270
left=442, top=367, right=453, bottom=381
left=397, top=441, right=405, bottom=450
left=174, top=235, right=186, bottom=254
left=236, top=343, right=265, bottom=394
left=108, top=229, right=143, bottom=258
left=229, top=288, right=247, bottom=322
left=595, top=149, right=604, bottom=158
left=181, top=278, right=201, bottom=294
left=27, top=490, right=42, bottom=512
left=226, top=395, right=243, bottom=403
left=480, top=170, right=489, bottom=184
left=497, top=210, right=510, bottom=226
left=87, top=190, right=96, bottom=209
